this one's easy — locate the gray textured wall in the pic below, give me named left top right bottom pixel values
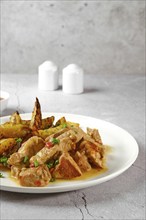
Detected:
left=1, top=1, right=145, bottom=75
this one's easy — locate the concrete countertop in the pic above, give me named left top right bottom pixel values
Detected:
left=0, top=73, right=145, bottom=220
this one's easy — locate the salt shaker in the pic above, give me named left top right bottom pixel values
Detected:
left=62, top=64, right=84, bottom=94
left=38, top=61, right=58, bottom=91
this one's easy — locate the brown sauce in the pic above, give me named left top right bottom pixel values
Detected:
left=9, top=172, right=20, bottom=186
left=105, top=145, right=113, bottom=154
left=50, top=167, right=108, bottom=185
left=9, top=167, right=108, bottom=187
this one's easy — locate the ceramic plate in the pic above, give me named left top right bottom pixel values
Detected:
left=0, top=113, right=139, bottom=193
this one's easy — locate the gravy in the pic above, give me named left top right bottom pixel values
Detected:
left=9, top=167, right=108, bottom=187
left=8, top=146, right=113, bottom=187
left=50, top=167, right=108, bottom=184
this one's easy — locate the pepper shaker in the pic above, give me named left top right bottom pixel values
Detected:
left=38, top=61, right=58, bottom=91
left=62, top=64, right=84, bottom=94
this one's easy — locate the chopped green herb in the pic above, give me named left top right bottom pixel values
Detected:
left=47, top=161, right=54, bottom=169
left=34, top=160, right=39, bottom=167
left=50, top=177, right=55, bottom=182
left=51, top=138, right=60, bottom=145
left=54, top=159, right=59, bottom=166
left=23, top=156, right=29, bottom=163
left=16, top=138, right=22, bottom=143
left=0, top=172, right=4, bottom=178
left=47, top=159, right=59, bottom=169
left=62, top=123, right=67, bottom=128
left=0, top=156, right=8, bottom=164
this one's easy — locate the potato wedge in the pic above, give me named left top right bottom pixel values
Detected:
left=21, top=120, right=30, bottom=126
left=10, top=111, right=22, bottom=124
left=55, top=118, right=79, bottom=128
left=30, top=97, right=42, bottom=130
left=55, top=117, right=66, bottom=126
left=66, top=121, right=79, bottom=128
left=38, top=124, right=64, bottom=139
left=21, top=116, right=54, bottom=129
left=0, top=124, right=31, bottom=139
left=41, top=116, right=54, bottom=129
left=0, top=138, right=18, bottom=155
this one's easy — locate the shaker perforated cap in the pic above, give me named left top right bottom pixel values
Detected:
left=62, top=64, right=84, bottom=94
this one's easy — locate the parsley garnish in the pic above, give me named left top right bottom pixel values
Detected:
left=0, top=156, right=8, bottom=163
left=16, top=138, right=22, bottom=143
left=51, top=138, right=60, bottom=145
left=47, top=161, right=54, bottom=169
left=34, top=160, right=39, bottom=167
left=62, top=123, right=67, bottom=128
left=23, top=156, right=29, bottom=163
left=0, top=156, right=8, bottom=166
left=47, top=159, right=59, bottom=169
left=0, top=172, right=4, bottom=178
left=54, top=159, right=59, bottom=166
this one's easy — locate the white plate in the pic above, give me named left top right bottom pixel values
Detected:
left=0, top=113, right=139, bottom=193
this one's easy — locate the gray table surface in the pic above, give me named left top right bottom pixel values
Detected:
left=0, top=73, right=145, bottom=220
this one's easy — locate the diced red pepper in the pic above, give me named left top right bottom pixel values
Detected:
left=46, top=141, right=53, bottom=149
left=34, top=180, right=41, bottom=186
left=30, top=163, right=35, bottom=168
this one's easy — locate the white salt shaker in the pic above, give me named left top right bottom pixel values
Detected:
left=62, top=64, right=84, bottom=94
left=38, top=61, right=58, bottom=90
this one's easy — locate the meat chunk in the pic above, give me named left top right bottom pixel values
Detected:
left=69, top=127, right=84, bottom=143
left=61, top=128, right=83, bottom=143
left=30, top=145, right=61, bottom=165
left=8, top=136, right=45, bottom=165
left=53, top=152, right=82, bottom=179
left=79, top=140, right=104, bottom=168
left=73, top=151, right=91, bottom=172
left=74, top=127, right=103, bottom=151
left=84, top=128, right=105, bottom=158
left=18, top=136, right=45, bottom=156
left=11, top=165, right=24, bottom=179
left=19, top=165, right=51, bottom=187
left=45, top=128, right=69, bottom=141
left=30, top=137, right=75, bottom=165
left=87, top=128, right=103, bottom=145
left=46, top=128, right=82, bottom=144
left=59, top=137, right=76, bottom=151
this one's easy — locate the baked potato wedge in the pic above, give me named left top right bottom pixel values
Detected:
left=0, top=138, right=18, bottom=155
left=41, top=116, right=54, bottom=129
left=30, top=97, right=42, bottom=130
left=21, top=116, right=54, bottom=129
left=38, top=124, right=64, bottom=139
left=10, top=111, right=22, bottom=124
left=66, top=121, right=79, bottom=128
left=55, top=117, right=66, bottom=126
left=0, top=124, right=31, bottom=139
